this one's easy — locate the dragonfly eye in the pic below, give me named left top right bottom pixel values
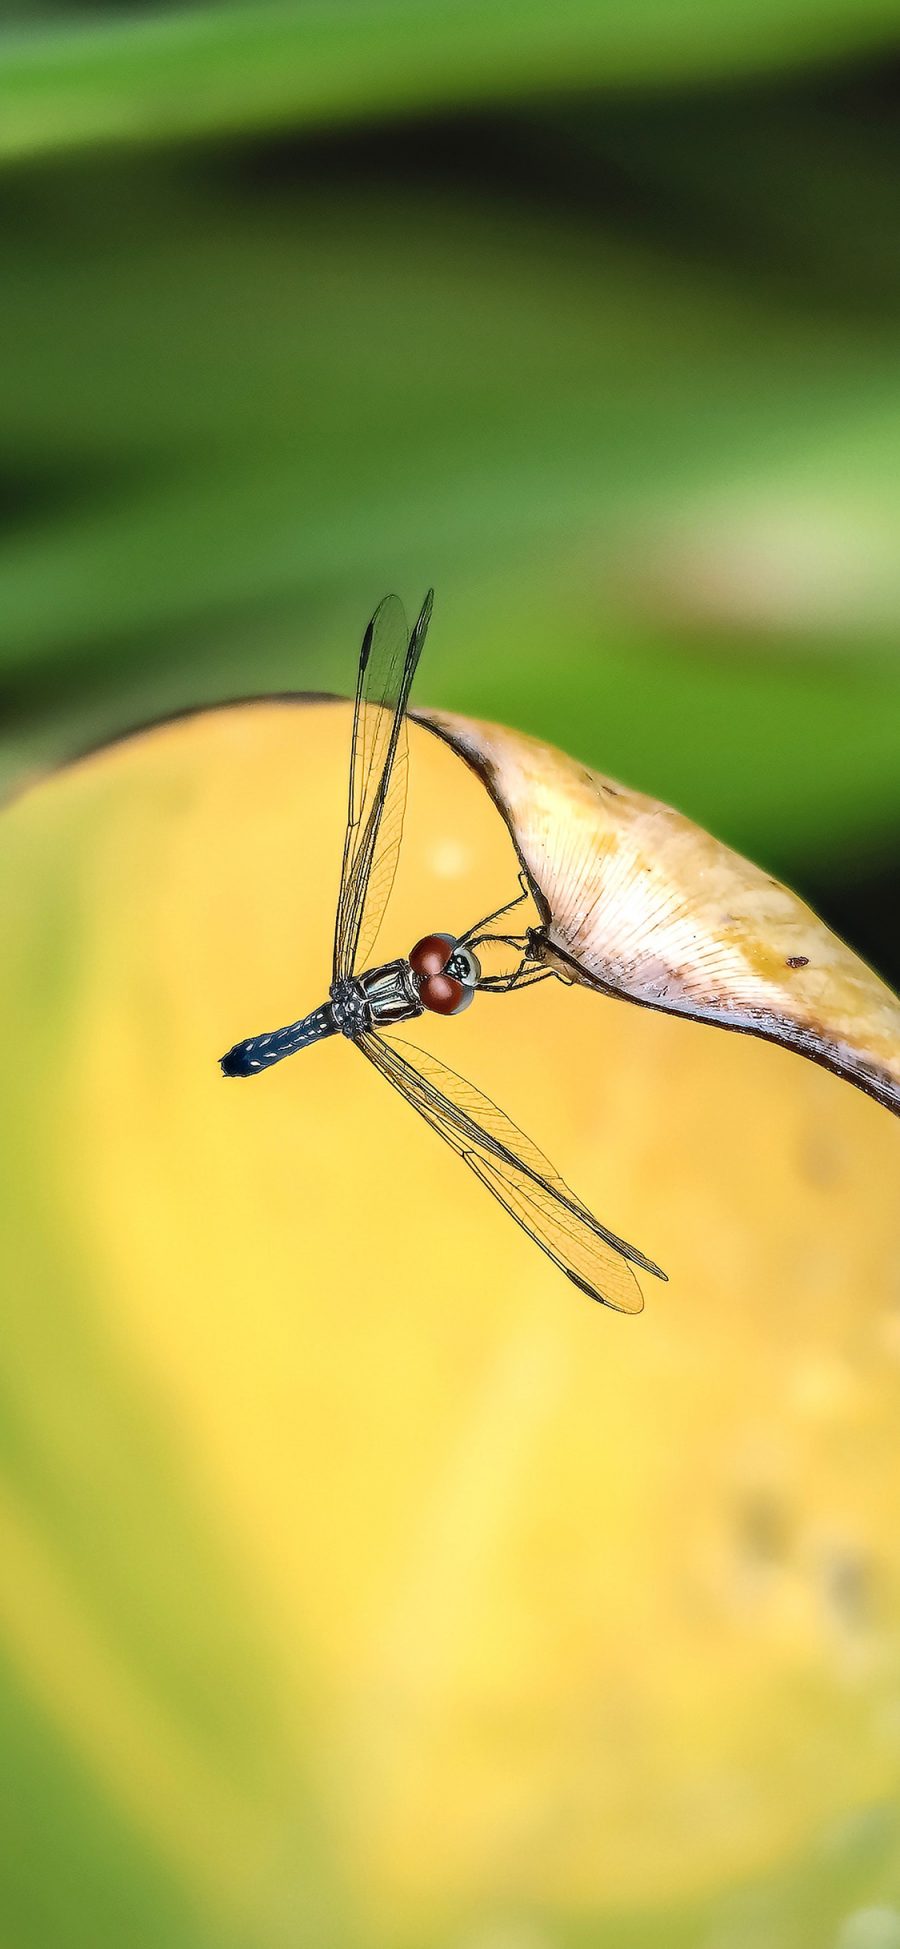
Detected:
left=409, top=932, right=457, bottom=978
left=420, top=947, right=481, bottom=1014
left=410, top=936, right=481, bottom=1015
left=419, top=971, right=467, bottom=1014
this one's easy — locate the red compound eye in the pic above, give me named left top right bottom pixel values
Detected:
left=419, top=971, right=466, bottom=1015
left=409, top=932, right=455, bottom=978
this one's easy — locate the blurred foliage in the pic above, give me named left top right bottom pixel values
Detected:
left=1, top=8, right=900, bottom=1943
left=1, top=8, right=900, bottom=987
left=5, top=0, right=900, bottom=161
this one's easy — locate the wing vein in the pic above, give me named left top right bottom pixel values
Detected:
left=333, top=591, right=433, bottom=980
left=358, top=1030, right=665, bottom=1312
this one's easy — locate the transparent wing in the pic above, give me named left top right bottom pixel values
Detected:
left=358, top=1030, right=666, bottom=1313
left=333, top=590, right=434, bottom=980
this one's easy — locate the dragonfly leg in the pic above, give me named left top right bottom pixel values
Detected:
left=460, top=879, right=560, bottom=994
left=478, top=965, right=557, bottom=994
left=476, top=938, right=559, bottom=994
left=457, top=878, right=529, bottom=949
left=474, top=930, right=527, bottom=951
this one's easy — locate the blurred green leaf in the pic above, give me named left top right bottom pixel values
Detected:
left=2, top=149, right=899, bottom=866
left=3, top=168, right=900, bottom=668
left=3, top=0, right=900, bottom=164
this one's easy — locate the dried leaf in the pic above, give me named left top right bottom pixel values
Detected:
left=417, top=708, right=900, bottom=1116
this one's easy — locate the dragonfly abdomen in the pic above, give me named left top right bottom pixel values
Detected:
left=220, top=1004, right=336, bottom=1077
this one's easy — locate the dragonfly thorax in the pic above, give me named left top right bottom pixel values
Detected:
left=339, top=960, right=421, bottom=1034
left=329, top=975, right=373, bottom=1038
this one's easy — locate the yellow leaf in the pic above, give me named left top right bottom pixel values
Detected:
left=2, top=698, right=899, bottom=1944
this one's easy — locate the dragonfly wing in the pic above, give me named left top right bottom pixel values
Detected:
left=333, top=590, right=434, bottom=981
left=358, top=1030, right=666, bottom=1313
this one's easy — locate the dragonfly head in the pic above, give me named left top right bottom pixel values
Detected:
left=409, top=934, right=481, bottom=1015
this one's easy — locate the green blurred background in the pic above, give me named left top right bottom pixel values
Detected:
left=3, top=0, right=900, bottom=979
left=3, top=10, right=900, bottom=1949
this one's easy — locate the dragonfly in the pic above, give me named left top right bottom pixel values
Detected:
left=220, top=592, right=666, bottom=1313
